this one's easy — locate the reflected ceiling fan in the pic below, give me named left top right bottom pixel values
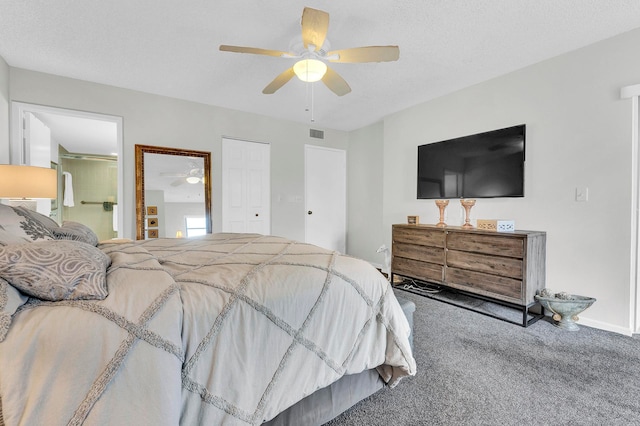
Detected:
left=160, top=163, right=204, bottom=186
left=219, top=7, right=399, bottom=96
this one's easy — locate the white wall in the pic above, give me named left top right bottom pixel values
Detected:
left=7, top=68, right=349, bottom=242
left=347, top=121, right=385, bottom=266
left=0, top=55, right=9, bottom=163
left=348, top=28, right=640, bottom=334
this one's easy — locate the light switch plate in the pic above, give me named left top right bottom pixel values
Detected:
left=575, top=187, right=589, bottom=202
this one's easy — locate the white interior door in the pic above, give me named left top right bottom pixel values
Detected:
left=305, top=145, right=346, bottom=253
left=222, top=138, right=271, bottom=234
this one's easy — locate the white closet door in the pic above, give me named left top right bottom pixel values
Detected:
left=305, top=145, right=346, bottom=253
left=222, top=138, right=271, bottom=235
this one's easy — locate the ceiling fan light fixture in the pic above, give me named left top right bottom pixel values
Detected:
left=293, top=59, right=327, bottom=82
left=186, top=176, right=201, bottom=184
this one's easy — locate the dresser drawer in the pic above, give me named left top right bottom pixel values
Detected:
left=447, top=232, right=524, bottom=258
left=393, top=226, right=445, bottom=247
left=446, top=267, right=523, bottom=303
left=446, top=250, right=523, bottom=279
left=393, top=242, right=445, bottom=265
left=392, top=256, right=444, bottom=283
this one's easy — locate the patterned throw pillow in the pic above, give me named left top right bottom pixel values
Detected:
left=0, top=204, right=55, bottom=245
left=0, top=277, right=29, bottom=342
left=52, top=221, right=99, bottom=246
left=0, top=240, right=111, bottom=301
left=13, top=205, right=60, bottom=231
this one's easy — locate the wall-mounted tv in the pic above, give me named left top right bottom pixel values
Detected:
left=417, top=124, right=525, bottom=199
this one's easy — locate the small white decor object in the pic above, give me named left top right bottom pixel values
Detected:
left=477, top=219, right=515, bottom=232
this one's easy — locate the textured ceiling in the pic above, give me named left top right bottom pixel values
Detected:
left=2, top=1, right=640, bottom=131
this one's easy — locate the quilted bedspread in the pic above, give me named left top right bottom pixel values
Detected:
left=0, top=233, right=416, bottom=425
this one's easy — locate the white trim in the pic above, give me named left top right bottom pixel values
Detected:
left=621, top=83, right=640, bottom=99
left=10, top=102, right=126, bottom=238
left=579, top=317, right=634, bottom=337
left=622, top=84, right=640, bottom=334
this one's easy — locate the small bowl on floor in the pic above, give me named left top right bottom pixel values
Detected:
left=535, top=294, right=596, bottom=331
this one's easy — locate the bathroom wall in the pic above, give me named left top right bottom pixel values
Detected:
left=61, top=156, right=118, bottom=241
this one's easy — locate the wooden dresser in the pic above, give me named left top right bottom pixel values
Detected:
left=391, top=224, right=546, bottom=325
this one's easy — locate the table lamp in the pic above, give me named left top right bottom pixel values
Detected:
left=0, top=165, right=57, bottom=204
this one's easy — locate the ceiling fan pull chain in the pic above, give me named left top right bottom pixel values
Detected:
left=311, top=82, right=315, bottom=123
left=305, top=79, right=310, bottom=113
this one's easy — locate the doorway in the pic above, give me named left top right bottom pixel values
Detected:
left=304, top=145, right=346, bottom=253
left=10, top=102, right=124, bottom=238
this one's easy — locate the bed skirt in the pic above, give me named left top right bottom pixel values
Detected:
left=264, top=368, right=384, bottom=426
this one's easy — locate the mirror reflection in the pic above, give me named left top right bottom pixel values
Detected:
left=135, top=145, right=211, bottom=240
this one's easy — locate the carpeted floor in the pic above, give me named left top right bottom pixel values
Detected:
left=325, top=288, right=640, bottom=425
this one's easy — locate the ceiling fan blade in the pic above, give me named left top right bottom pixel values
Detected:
left=170, top=178, right=185, bottom=187
left=327, top=46, right=400, bottom=63
left=321, top=67, right=351, bottom=96
left=301, top=7, right=329, bottom=51
left=263, top=68, right=296, bottom=94
left=219, top=45, right=288, bottom=58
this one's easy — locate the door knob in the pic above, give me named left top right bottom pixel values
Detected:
left=307, top=211, right=313, bottom=215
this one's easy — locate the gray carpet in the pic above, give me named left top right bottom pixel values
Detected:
left=326, top=288, right=640, bottom=426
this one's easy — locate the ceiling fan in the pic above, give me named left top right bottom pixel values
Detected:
left=219, top=7, right=399, bottom=96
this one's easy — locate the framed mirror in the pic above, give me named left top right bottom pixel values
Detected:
left=135, top=144, right=212, bottom=240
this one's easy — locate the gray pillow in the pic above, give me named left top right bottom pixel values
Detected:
left=0, top=204, right=55, bottom=245
left=0, top=277, right=29, bottom=342
left=52, top=221, right=99, bottom=246
left=0, top=240, right=111, bottom=301
left=13, top=205, right=60, bottom=231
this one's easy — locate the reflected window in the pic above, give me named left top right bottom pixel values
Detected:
left=185, top=216, right=207, bottom=237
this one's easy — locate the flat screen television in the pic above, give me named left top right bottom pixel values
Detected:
left=417, top=124, right=525, bottom=199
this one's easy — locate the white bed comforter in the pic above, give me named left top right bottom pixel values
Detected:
left=0, top=233, right=415, bottom=425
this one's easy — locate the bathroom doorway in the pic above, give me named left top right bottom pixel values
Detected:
left=10, top=102, right=124, bottom=238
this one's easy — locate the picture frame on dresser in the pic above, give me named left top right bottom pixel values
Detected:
left=407, top=215, right=419, bottom=225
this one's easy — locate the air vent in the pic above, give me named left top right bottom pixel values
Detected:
left=310, top=129, right=324, bottom=139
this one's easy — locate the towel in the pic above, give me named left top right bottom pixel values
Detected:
left=112, top=205, right=118, bottom=232
left=62, top=172, right=74, bottom=207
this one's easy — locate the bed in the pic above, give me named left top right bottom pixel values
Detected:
left=0, top=204, right=416, bottom=425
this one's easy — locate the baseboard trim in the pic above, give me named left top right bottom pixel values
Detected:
left=578, top=317, right=633, bottom=336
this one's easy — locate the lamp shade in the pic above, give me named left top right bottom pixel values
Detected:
left=293, top=59, right=327, bottom=83
left=0, top=165, right=57, bottom=198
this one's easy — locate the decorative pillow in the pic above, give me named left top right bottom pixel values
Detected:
left=0, top=240, right=111, bottom=301
left=13, top=205, right=60, bottom=231
left=52, top=221, right=99, bottom=246
left=0, top=277, right=29, bottom=342
left=0, top=204, right=55, bottom=245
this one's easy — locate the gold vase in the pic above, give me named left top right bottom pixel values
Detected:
left=435, top=200, right=449, bottom=227
left=460, top=199, right=476, bottom=229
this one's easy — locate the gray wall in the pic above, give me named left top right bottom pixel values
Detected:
left=7, top=68, right=349, bottom=242
left=347, top=28, right=640, bottom=334
left=347, top=121, right=385, bottom=266
left=0, top=55, right=9, bottom=163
